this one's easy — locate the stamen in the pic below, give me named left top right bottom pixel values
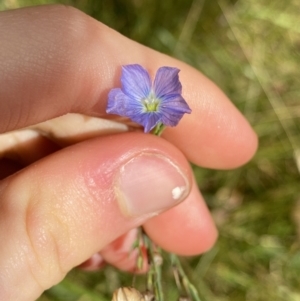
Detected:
left=143, top=92, right=160, bottom=112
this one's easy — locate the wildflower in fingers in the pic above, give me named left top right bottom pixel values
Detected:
left=106, top=64, right=191, bottom=133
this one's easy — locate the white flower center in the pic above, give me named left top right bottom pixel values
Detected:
left=142, top=91, right=160, bottom=112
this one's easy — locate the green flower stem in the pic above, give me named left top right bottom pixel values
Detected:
left=134, top=228, right=164, bottom=301
left=135, top=228, right=145, bottom=271
left=149, top=240, right=164, bottom=301
left=151, top=123, right=166, bottom=136
left=170, top=253, right=202, bottom=301
left=143, top=231, right=164, bottom=301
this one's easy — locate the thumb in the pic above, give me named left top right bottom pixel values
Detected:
left=0, top=133, right=191, bottom=301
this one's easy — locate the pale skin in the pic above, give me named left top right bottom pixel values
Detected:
left=0, top=5, right=258, bottom=301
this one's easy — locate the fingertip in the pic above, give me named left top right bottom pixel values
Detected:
left=143, top=177, right=218, bottom=256
left=163, top=73, right=258, bottom=169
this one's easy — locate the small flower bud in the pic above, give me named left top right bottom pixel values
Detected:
left=143, top=290, right=155, bottom=301
left=112, top=287, right=145, bottom=301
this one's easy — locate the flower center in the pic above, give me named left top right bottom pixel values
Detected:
left=142, top=92, right=160, bottom=112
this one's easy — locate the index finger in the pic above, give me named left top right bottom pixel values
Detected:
left=0, top=5, right=257, bottom=168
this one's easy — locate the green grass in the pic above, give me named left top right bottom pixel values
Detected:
left=2, top=0, right=300, bottom=300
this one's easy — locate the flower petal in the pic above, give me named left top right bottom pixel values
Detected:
left=106, top=88, right=144, bottom=117
left=160, top=94, right=191, bottom=114
left=121, top=64, right=152, bottom=101
left=153, top=67, right=182, bottom=98
left=160, top=94, right=191, bottom=127
left=141, top=112, right=162, bottom=133
left=123, top=111, right=160, bottom=133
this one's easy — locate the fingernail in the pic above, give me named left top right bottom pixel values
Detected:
left=115, top=153, right=190, bottom=217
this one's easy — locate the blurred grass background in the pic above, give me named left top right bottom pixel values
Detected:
left=1, top=0, right=300, bottom=300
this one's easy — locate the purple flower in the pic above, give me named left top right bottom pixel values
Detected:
left=106, top=64, right=191, bottom=133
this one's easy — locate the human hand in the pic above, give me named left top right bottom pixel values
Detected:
left=0, top=5, right=258, bottom=301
